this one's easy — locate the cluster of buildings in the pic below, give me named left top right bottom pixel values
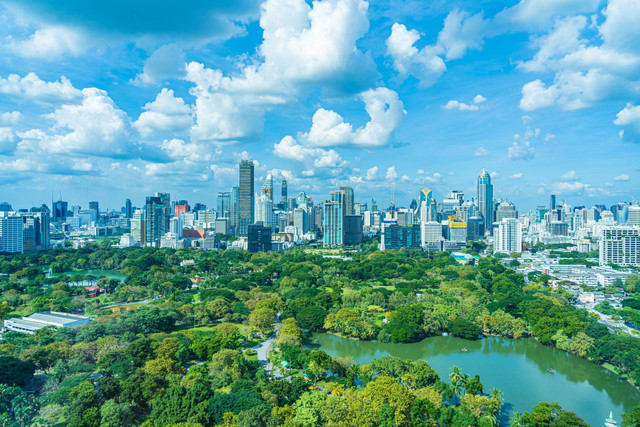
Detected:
left=1, top=162, right=639, bottom=267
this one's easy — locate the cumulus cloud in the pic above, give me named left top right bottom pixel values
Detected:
left=366, top=166, right=378, bottom=180
left=386, top=23, right=446, bottom=86
left=161, top=138, right=218, bottom=163
left=510, top=172, right=524, bottom=179
left=437, top=9, right=487, bottom=60
left=508, top=140, right=534, bottom=160
left=0, top=127, right=17, bottom=153
left=385, top=166, right=398, bottom=181
left=36, top=88, right=134, bottom=158
left=614, top=103, right=640, bottom=142
left=614, top=173, right=630, bottom=181
left=0, top=72, right=81, bottom=102
left=6, top=26, right=88, bottom=58
left=134, top=88, right=193, bottom=138
left=273, top=136, right=349, bottom=172
left=0, top=111, right=23, bottom=125
left=299, top=87, right=405, bottom=148
left=442, top=94, right=486, bottom=111
left=474, top=146, right=489, bottom=157
left=560, top=170, right=580, bottom=180
left=133, top=44, right=187, bottom=85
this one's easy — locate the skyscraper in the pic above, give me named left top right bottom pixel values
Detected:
left=340, top=186, right=354, bottom=215
left=477, top=168, right=493, bottom=234
left=89, top=201, right=99, bottom=215
left=52, top=200, right=68, bottom=222
left=323, top=190, right=344, bottom=246
left=230, top=186, right=239, bottom=233
left=281, top=180, right=288, bottom=207
left=495, top=218, right=522, bottom=255
left=261, top=174, right=274, bottom=201
left=550, top=194, right=556, bottom=210
left=125, top=199, right=132, bottom=219
left=238, top=160, right=255, bottom=236
left=217, top=192, right=231, bottom=219
left=255, top=194, right=274, bottom=229
left=145, top=193, right=170, bottom=246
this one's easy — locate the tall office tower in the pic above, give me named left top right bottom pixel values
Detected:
left=193, top=203, right=207, bottom=212
left=0, top=216, right=24, bottom=253
left=495, top=218, right=523, bottom=255
left=130, top=209, right=145, bottom=244
left=550, top=194, right=556, bottom=210
left=628, top=206, right=640, bottom=226
left=340, top=186, right=354, bottom=215
left=52, top=200, right=68, bottom=222
left=495, top=201, right=518, bottom=223
left=248, top=222, right=272, bottom=253
left=261, top=173, right=274, bottom=201
left=174, top=200, right=190, bottom=217
left=599, top=226, right=640, bottom=266
left=255, top=194, right=274, bottom=229
left=238, top=160, right=255, bottom=236
left=323, top=190, right=344, bottom=246
left=293, top=207, right=309, bottom=234
left=371, top=199, right=378, bottom=213
left=230, top=186, right=239, bottom=233
left=217, top=192, right=231, bottom=219
left=89, top=201, right=99, bottom=215
left=281, top=180, right=288, bottom=207
left=287, top=198, right=298, bottom=212
left=125, top=199, right=132, bottom=219
left=0, top=202, right=12, bottom=212
left=451, top=190, right=464, bottom=205
left=297, top=191, right=308, bottom=207
left=419, top=187, right=437, bottom=221
left=477, top=168, right=494, bottom=234
left=145, top=193, right=170, bottom=247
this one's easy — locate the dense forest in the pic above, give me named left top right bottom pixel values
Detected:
left=1, top=243, right=639, bottom=426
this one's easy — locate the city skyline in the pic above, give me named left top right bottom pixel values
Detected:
left=0, top=0, right=638, bottom=210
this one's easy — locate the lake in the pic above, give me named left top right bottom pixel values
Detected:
left=313, top=333, right=640, bottom=426
left=46, top=269, right=125, bottom=284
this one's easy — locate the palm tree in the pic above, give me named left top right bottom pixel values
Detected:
left=449, top=366, right=465, bottom=405
left=509, top=411, right=525, bottom=427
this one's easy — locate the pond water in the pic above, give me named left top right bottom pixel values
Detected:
left=46, top=269, right=125, bottom=283
left=313, top=333, right=640, bottom=426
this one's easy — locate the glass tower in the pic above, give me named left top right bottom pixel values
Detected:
left=238, top=160, right=254, bottom=236
left=477, top=168, right=493, bottom=234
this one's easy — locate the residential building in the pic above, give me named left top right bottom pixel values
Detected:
left=599, top=226, right=640, bottom=266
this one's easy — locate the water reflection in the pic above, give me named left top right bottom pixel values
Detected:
left=312, top=334, right=640, bottom=426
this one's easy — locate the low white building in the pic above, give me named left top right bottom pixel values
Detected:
left=4, top=312, right=91, bottom=334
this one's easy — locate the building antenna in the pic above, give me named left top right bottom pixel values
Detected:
left=390, top=182, right=395, bottom=210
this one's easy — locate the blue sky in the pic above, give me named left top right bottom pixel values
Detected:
left=0, top=0, right=638, bottom=212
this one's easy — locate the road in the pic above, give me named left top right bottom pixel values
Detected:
left=254, top=317, right=282, bottom=377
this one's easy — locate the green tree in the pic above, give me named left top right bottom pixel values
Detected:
left=622, top=404, right=640, bottom=427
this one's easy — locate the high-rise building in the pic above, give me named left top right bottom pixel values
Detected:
left=281, top=180, right=288, bottom=208
left=238, top=160, right=255, bottom=236
left=248, top=222, right=272, bottom=253
left=217, top=192, right=231, bottom=219
left=125, top=199, right=132, bottom=219
left=52, top=200, right=68, bottom=222
left=495, top=218, right=522, bottom=255
left=174, top=201, right=190, bottom=217
left=0, top=202, right=12, bottom=212
left=323, top=190, right=344, bottom=246
left=89, top=201, right=99, bottom=215
left=344, top=215, right=363, bottom=245
left=255, top=194, right=274, bottom=229
left=293, top=207, right=309, bottom=234
left=0, top=215, right=24, bottom=253
left=261, top=174, right=274, bottom=201
left=340, top=186, right=354, bottom=215
left=550, top=194, right=556, bottom=210
left=477, top=168, right=493, bottom=234
left=230, top=186, right=239, bottom=232
left=193, top=203, right=207, bottom=212
left=599, top=226, right=640, bottom=267
left=383, top=224, right=421, bottom=250
left=495, top=201, right=518, bottom=223
left=130, top=209, right=145, bottom=244
left=628, top=206, right=640, bottom=226
left=145, top=193, right=170, bottom=246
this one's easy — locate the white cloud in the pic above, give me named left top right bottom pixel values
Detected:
left=385, top=166, right=398, bottom=181
left=423, top=172, right=442, bottom=184
left=614, top=103, right=640, bottom=143
left=133, top=44, right=186, bottom=86
left=386, top=23, right=446, bottom=86
left=490, top=171, right=500, bottom=179
left=508, top=140, right=535, bottom=160
left=614, top=173, right=630, bottom=181
left=39, top=88, right=133, bottom=157
left=473, top=94, right=486, bottom=104
left=560, top=170, right=580, bottom=181
left=299, top=87, right=406, bottom=148
left=437, top=9, right=487, bottom=60
left=273, top=136, right=348, bottom=170
left=443, top=100, right=478, bottom=111
left=7, top=26, right=88, bottom=58
left=134, top=88, right=193, bottom=138
left=366, top=166, right=378, bottom=180
left=0, top=111, right=23, bottom=125
left=474, top=146, right=489, bottom=157
left=510, top=172, right=524, bottom=179
left=0, top=127, right=16, bottom=153
left=0, top=72, right=81, bottom=102
left=161, top=138, right=217, bottom=163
